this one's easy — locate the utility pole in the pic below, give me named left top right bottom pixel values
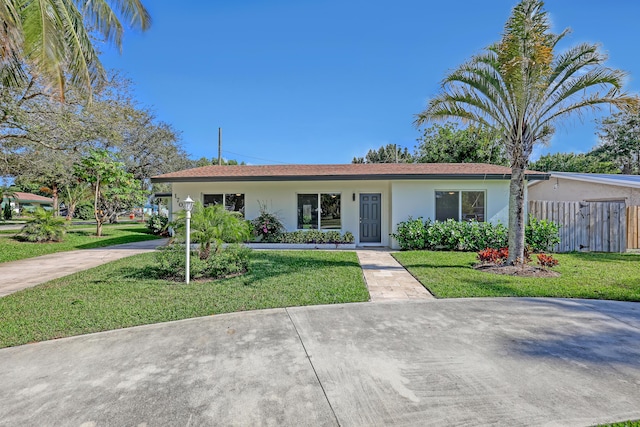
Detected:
left=218, top=127, right=222, bottom=165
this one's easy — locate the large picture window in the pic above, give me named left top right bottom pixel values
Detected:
left=203, top=193, right=245, bottom=217
left=435, top=191, right=485, bottom=222
left=297, top=193, right=341, bottom=230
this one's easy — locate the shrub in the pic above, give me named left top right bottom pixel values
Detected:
left=393, top=215, right=560, bottom=253
left=74, top=202, right=94, bottom=220
left=156, top=243, right=251, bottom=280
left=146, top=213, right=169, bottom=236
left=477, top=247, right=509, bottom=264
left=393, top=218, right=508, bottom=251
left=391, top=217, right=426, bottom=250
left=174, top=203, right=251, bottom=259
left=251, top=202, right=285, bottom=242
left=275, top=230, right=353, bottom=244
left=537, top=253, right=559, bottom=269
left=464, top=220, right=509, bottom=251
left=526, top=215, right=561, bottom=252
left=17, top=208, right=67, bottom=242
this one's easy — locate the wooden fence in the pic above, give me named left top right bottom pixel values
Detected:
left=528, top=200, right=629, bottom=253
left=628, top=206, right=640, bottom=250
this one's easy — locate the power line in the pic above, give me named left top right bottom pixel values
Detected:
left=221, top=149, right=290, bottom=165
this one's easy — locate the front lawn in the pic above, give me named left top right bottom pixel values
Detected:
left=0, top=224, right=160, bottom=263
left=393, top=251, right=640, bottom=301
left=0, top=250, right=369, bottom=348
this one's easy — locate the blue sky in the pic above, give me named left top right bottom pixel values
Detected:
left=101, top=0, right=640, bottom=165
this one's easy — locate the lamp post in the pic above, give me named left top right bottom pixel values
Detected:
left=184, top=196, right=194, bottom=284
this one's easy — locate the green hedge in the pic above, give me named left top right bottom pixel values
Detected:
left=274, top=230, right=354, bottom=244
left=392, top=216, right=560, bottom=252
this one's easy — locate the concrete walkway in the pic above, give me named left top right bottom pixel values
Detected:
left=357, top=250, right=433, bottom=301
left=1, top=298, right=640, bottom=426
left=0, top=238, right=169, bottom=297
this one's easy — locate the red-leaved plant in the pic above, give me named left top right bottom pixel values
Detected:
left=477, top=247, right=509, bottom=264
left=536, top=253, right=559, bottom=269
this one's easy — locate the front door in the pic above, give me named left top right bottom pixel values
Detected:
left=360, top=193, right=381, bottom=243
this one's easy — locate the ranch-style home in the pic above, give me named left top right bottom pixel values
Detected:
left=151, top=163, right=549, bottom=249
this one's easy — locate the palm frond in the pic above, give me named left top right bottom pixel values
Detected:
left=56, top=0, right=104, bottom=99
left=541, top=90, right=639, bottom=128
left=538, top=67, right=628, bottom=123
left=20, top=0, right=67, bottom=95
left=0, top=0, right=23, bottom=61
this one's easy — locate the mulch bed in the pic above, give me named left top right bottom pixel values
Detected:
left=474, top=263, right=560, bottom=278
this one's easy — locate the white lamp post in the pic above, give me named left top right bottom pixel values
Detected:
left=183, top=196, right=194, bottom=284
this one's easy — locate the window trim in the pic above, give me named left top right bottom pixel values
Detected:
left=435, top=190, right=486, bottom=222
left=296, top=192, right=342, bottom=230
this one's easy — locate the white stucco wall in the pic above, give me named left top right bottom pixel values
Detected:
left=389, top=179, right=511, bottom=248
left=528, top=178, right=640, bottom=206
left=171, top=180, right=391, bottom=246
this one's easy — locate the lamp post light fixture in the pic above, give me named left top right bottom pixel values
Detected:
left=183, top=196, right=194, bottom=284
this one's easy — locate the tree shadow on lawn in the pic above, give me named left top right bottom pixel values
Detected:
left=500, top=298, right=640, bottom=367
left=562, top=252, right=640, bottom=263
left=74, top=235, right=160, bottom=250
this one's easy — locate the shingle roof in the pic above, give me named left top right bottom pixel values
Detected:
left=151, top=163, right=548, bottom=183
left=11, top=192, right=54, bottom=203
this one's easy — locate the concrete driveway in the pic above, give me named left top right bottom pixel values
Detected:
left=1, top=298, right=640, bottom=426
left=0, top=238, right=169, bottom=297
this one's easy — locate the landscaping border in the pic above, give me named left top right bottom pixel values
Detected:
left=243, top=243, right=356, bottom=250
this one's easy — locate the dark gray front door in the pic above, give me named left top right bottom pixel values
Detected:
left=360, top=193, right=381, bottom=243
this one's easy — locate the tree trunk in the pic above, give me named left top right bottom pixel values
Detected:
left=67, top=201, right=76, bottom=220
left=201, top=242, right=211, bottom=260
left=94, top=176, right=102, bottom=237
left=507, top=166, right=527, bottom=265
left=52, top=184, right=59, bottom=216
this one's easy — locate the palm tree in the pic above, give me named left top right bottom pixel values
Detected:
left=0, top=0, right=151, bottom=100
left=415, top=0, right=638, bottom=264
left=177, top=203, right=251, bottom=260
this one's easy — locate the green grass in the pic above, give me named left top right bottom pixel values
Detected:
left=0, top=225, right=160, bottom=263
left=595, top=421, right=640, bottom=427
left=0, top=250, right=369, bottom=348
left=393, top=251, right=640, bottom=301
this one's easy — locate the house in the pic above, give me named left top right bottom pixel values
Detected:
left=151, top=163, right=549, bottom=249
left=1, top=192, right=54, bottom=215
left=528, top=172, right=640, bottom=206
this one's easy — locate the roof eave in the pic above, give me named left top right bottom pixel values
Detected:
left=549, top=172, right=640, bottom=189
left=151, top=173, right=549, bottom=183
left=16, top=199, right=53, bottom=203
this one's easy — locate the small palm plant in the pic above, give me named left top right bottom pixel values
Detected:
left=18, top=208, right=68, bottom=242
left=175, top=203, right=251, bottom=259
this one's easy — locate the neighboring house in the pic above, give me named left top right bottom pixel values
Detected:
left=528, top=172, right=640, bottom=206
left=2, top=192, right=54, bottom=214
left=151, top=163, right=548, bottom=249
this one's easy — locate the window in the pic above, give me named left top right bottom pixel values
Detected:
left=225, top=194, right=245, bottom=216
left=297, top=193, right=341, bottom=230
left=203, top=193, right=245, bottom=217
left=203, top=194, right=223, bottom=207
left=320, top=193, right=341, bottom=230
left=462, top=191, right=485, bottom=222
left=435, top=191, right=485, bottom=222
